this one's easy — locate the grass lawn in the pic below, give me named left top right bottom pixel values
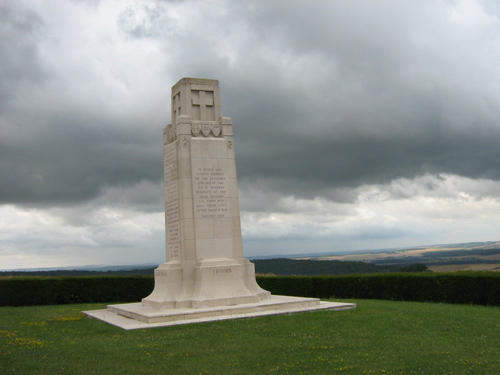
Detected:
left=1, top=299, right=499, bottom=374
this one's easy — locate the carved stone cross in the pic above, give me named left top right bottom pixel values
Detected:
left=191, top=90, right=214, bottom=121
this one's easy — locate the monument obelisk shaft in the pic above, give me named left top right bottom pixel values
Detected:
left=143, top=78, right=270, bottom=309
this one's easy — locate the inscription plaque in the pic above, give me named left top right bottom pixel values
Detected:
left=164, top=144, right=180, bottom=260
left=192, top=164, right=230, bottom=219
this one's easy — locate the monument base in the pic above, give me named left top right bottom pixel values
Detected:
left=83, top=296, right=356, bottom=330
left=141, top=258, right=271, bottom=309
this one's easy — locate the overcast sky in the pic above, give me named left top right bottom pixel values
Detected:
left=1, top=0, right=500, bottom=270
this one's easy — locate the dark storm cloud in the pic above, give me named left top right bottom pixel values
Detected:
left=1, top=111, right=162, bottom=204
left=213, top=1, right=500, bottom=200
left=235, top=128, right=500, bottom=200
left=0, top=3, right=166, bottom=206
left=2, top=0, right=500, bottom=208
left=0, top=4, right=45, bottom=106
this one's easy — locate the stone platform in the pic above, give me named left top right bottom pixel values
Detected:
left=83, top=296, right=356, bottom=330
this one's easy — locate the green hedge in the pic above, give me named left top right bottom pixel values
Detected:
left=0, top=276, right=154, bottom=307
left=258, top=272, right=500, bottom=306
left=1, top=272, right=499, bottom=307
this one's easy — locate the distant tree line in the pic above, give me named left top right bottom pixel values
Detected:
left=0, top=268, right=155, bottom=277
left=423, top=248, right=500, bottom=257
left=0, top=259, right=431, bottom=278
left=252, top=259, right=428, bottom=276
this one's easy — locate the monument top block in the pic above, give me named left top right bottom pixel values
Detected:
left=171, top=77, right=222, bottom=126
left=172, top=77, right=219, bottom=90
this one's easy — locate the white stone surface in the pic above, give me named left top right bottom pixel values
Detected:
left=83, top=296, right=356, bottom=330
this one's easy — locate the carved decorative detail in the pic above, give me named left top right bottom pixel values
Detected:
left=191, top=90, right=215, bottom=121
left=212, top=123, right=221, bottom=137
left=190, top=121, right=224, bottom=138
left=227, top=138, right=233, bottom=149
left=191, top=122, right=200, bottom=136
left=201, top=122, right=210, bottom=137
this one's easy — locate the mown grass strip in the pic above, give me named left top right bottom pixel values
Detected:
left=1, top=300, right=499, bottom=374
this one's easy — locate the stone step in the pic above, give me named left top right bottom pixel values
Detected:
left=83, top=296, right=356, bottom=330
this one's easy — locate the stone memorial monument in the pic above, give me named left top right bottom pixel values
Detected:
left=84, top=78, right=355, bottom=329
left=143, top=77, right=270, bottom=309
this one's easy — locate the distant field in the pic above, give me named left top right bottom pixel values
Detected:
left=309, top=241, right=500, bottom=272
left=428, top=264, right=500, bottom=272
